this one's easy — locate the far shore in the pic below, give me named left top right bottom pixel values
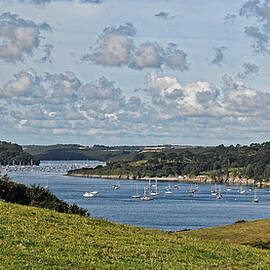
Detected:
left=67, top=173, right=270, bottom=188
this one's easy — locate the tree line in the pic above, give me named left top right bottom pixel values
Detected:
left=0, top=141, right=39, bottom=166
left=69, top=142, right=270, bottom=183
left=0, top=175, right=89, bottom=216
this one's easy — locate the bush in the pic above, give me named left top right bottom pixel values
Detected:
left=0, top=175, right=89, bottom=216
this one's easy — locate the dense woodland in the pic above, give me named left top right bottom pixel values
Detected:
left=24, top=144, right=146, bottom=161
left=69, top=142, right=270, bottom=183
left=0, top=141, right=39, bottom=166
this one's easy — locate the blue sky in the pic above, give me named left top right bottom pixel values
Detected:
left=0, top=0, right=270, bottom=146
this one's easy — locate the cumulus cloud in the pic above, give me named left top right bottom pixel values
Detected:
left=82, top=22, right=136, bottom=66
left=0, top=12, right=51, bottom=62
left=0, top=69, right=40, bottom=98
left=0, top=69, right=152, bottom=138
left=145, top=72, right=220, bottom=119
left=155, top=11, right=175, bottom=20
left=164, top=43, right=189, bottom=71
left=224, top=13, right=237, bottom=24
left=37, top=44, right=54, bottom=63
left=238, top=62, right=259, bottom=79
left=209, top=47, right=226, bottom=66
left=240, top=0, right=270, bottom=53
left=2, top=67, right=270, bottom=143
left=83, top=23, right=189, bottom=71
left=144, top=72, right=270, bottom=123
left=129, top=42, right=163, bottom=69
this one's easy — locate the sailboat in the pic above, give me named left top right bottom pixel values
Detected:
left=253, top=188, right=259, bottom=203
left=211, top=184, right=218, bottom=196
left=188, top=184, right=195, bottom=195
left=83, top=189, right=99, bottom=197
left=165, top=184, right=173, bottom=194
left=131, top=184, right=140, bottom=198
left=151, top=179, right=160, bottom=195
left=141, top=187, right=153, bottom=201
left=112, top=180, right=120, bottom=189
left=238, top=186, right=246, bottom=194
left=216, top=185, right=222, bottom=199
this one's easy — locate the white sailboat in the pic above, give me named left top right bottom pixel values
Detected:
left=112, top=180, right=120, bottom=189
left=253, top=188, right=259, bottom=203
left=131, top=184, right=140, bottom=198
left=83, top=192, right=95, bottom=197
left=238, top=186, right=246, bottom=194
left=211, top=184, right=218, bottom=195
left=141, top=187, right=153, bottom=201
left=216, top=185, right=222, bottom=199
left=188, top=184, right=195, bottom=195
left=150, top=179, right=160, bottom=195
left=165, top=184, right=173, bottom=194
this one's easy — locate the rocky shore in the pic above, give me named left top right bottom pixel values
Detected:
left=67, top=172, right=270, bottom=188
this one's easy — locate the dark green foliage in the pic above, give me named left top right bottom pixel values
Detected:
left=0, top=175, right=89, bottom=216
left=69, top=141, right=270, bottom=182
left=0, top=141, right=39, bottom=166
left=24, top=144, right=144, bottom=161
left=248, top=241, right=270, bottom=250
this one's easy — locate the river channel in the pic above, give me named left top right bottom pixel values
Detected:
left=5, top=160, right=270, bottom=231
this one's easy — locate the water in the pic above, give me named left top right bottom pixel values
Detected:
left=4, top=160, right=270, bottom=231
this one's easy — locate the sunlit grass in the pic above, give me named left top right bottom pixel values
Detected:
left=1, top=201, right=270, bottom=269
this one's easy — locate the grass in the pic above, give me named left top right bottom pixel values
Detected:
left=1, top=201, right=270, bottom=269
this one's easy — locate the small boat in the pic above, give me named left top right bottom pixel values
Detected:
left=165, top=184, right=173, bottom=194
left=112, top=180, right=120, bottom=189
left=141, top=187, right=153, bottom=201
left=173, top=185, right=180, bottom=189
left=151, top=179, right=160, bottom=195
left=90, top=190, right=99, bottom=195
left=211, top=184, right=217, bottom=193
left=83, top=192, right=95, bottom=197
left=253, top=189, right=259, bottom=203
left=238, top=186, right=246, bottom=194
left=131, top=184, right=140, bottom=198
left=216, top=185, right=222, bottom=199
left=188, top=184, right=195, bottom=195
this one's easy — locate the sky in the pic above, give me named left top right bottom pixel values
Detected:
left=0, top=0, right=270, bottom=146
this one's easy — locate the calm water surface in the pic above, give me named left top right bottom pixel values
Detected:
left=6, top=160, right=270, bottom=231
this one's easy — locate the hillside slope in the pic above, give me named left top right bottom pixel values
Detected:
left=1, top=201, right=270, bottom=269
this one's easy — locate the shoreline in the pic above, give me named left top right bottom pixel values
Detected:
left=67, top=173, right=270, bottom=188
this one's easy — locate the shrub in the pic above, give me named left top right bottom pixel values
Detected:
left=0, top=175, right=89, bottom=216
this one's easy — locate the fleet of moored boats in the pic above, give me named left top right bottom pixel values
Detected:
left=82, top=179, right=261, bottom=203
left=1, top=163, right=262, bottom=203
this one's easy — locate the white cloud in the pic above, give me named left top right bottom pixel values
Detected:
left=240, top=0, right=270, bottom=53
left=0, top=12, right=51, bottom=62
left=130, top=42, right=163, bottom=69
left=238, top=62, right=259, bottom=79
left=82, top=22, right=189, bottom=71
left=209, top=47, right=226, bottom=66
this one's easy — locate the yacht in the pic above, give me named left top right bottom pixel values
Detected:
left=83, top=192, right=95, bottom=197
left=141, top=187, right=153, bottom=201
left=131, top=184, right=140, bottom=198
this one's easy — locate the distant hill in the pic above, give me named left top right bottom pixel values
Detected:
left=0, top=141, right=39, bottom=166
left=23, top=144, right=175, bottom=161
left=68, top=142, right=270, bottom=184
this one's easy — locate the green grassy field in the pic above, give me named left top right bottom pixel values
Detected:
left=1, top=201, right=270, bottom=269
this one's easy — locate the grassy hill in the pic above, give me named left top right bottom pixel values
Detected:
left=1, top=201, right=270, bottom=269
